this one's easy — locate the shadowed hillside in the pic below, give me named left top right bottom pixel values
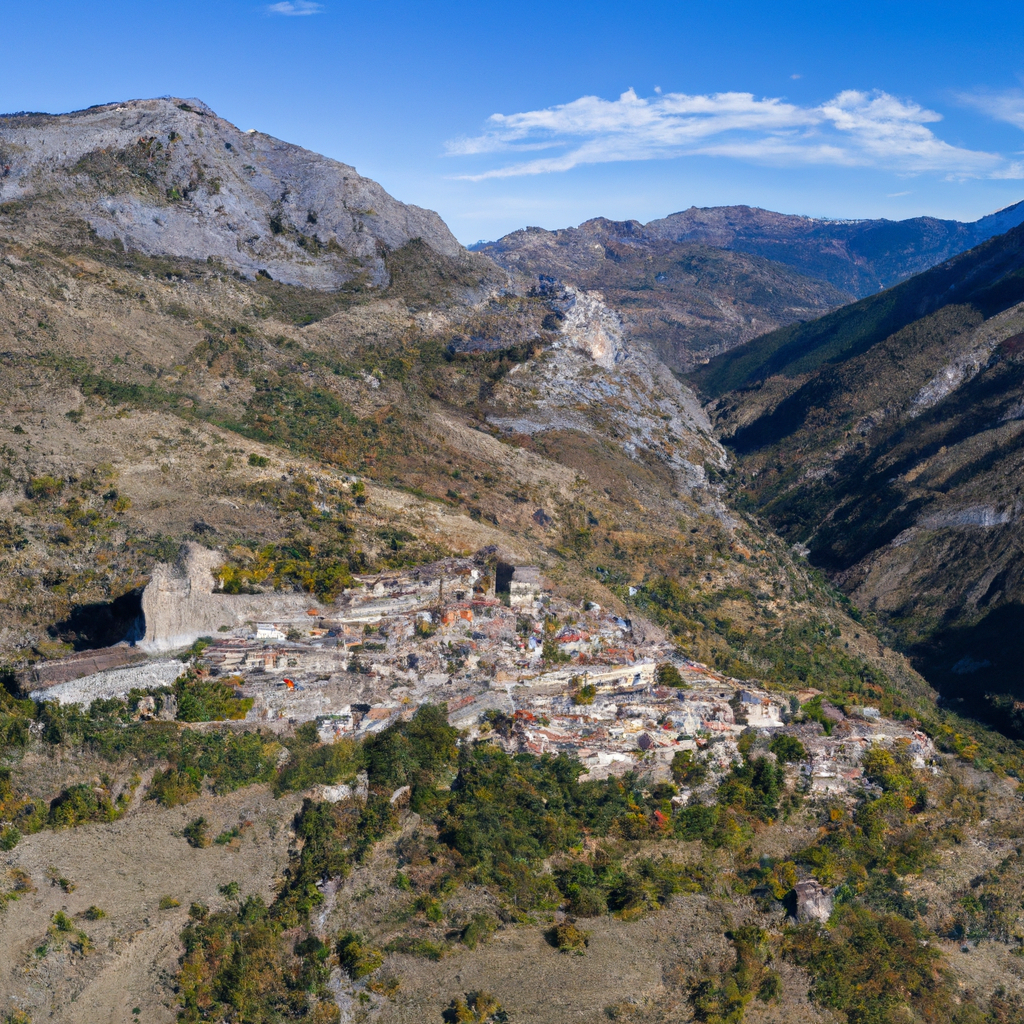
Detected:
left=692, top=223, right=1024, bottom=732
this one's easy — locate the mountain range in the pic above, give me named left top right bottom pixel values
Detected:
left=4, top=97, right=1024, bottom=1024
left=473, top=201, right=1024, bottom=371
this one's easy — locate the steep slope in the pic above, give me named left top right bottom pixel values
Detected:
left=691, top=223, right=1024, bottom=732
left=0, top=97, right=465, bottom=290
left=645, top=201, right=1024, bottom=297
left=0, top=98, right=917, bottom=702
left=474, top=218, right=852, bottom=371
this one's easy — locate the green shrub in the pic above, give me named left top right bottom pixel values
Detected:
left=47, top=782, right=129, bottom=827
left=690, top=925, right=776, bottom=1022
left=0, top=824, right=21, bottom=850
left=802, top=696, right=835, bottom=736
left=442, top=991, right=505, bottom=1023
left=768, top=734, right=808, bottom=764
left=671, top=749, right=708, bottom=786
left=460, top=912, right=498, bottom=950
left=336, top=931, right=384, bottom=979
left=149, top=767, right=202, bottom=807
left=541, top=637, right=570, bottom=664
left=550, top=921, right=589, bottom=954
left=159, top=895, right=181, bottom=909
left=183, top=817, right=210, bottom=848
left=26, top=475, right=64, bottom=499
left=247, top=453, right=271, bottom=467
left=413, top=894, right=444, bottom=922
left=174, top=670, right=253, bottom=722
left=51, top=910, right=75, bottom=933
left=716, top=755, right=785, bottom=822
left=656, top=663, right=686, bottom=687
left=571, top=683, right=597, bottom=705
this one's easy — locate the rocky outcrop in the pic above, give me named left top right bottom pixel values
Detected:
left=794, top=879, right=833, bottom=924
left=558, top=288, right=626, bottom=369
left=0, top=97, right=463, bottom=289
left=140, top=543, right=325, bottom=652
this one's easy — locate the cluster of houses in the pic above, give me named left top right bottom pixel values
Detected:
left=187, top=555, right=937, bottom=794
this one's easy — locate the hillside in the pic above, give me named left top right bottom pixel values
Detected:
left=3, top=98, right=1024, bottom=1024
left=0, top=97, right=899, bottom=691
left=473, top=218, right=852, bottom=371
left=691, top=223, right=1024, bottom=734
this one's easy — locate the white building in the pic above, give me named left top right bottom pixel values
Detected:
left=255, top=623, right=286, bottom=640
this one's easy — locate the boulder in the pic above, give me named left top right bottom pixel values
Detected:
left=795, top=879, right=833, bottom=924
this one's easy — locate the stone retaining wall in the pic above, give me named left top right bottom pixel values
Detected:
left=30, top=660, right=184, bottom=705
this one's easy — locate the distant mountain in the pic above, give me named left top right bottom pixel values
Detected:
left=0, top=97, right=466, bottom=290
left=689, top=222, right=1024, bottom=732
left=473, top=218, right=853, bottom=371
left=644, top=202, right=1024, bottom=298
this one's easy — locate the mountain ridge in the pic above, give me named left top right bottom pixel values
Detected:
left=475, top=200, right=1024, bottom=300
left=0, top=96, right=468, bottom=291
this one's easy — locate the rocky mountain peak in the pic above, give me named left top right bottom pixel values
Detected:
left=0, top=96, right=463, bottom=289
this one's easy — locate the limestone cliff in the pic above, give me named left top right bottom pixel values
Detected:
left=0, top=97, right=464, bottom=289
left=140, top=543, right=324, bottom=652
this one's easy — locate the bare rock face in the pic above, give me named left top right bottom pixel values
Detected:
left=140, top=542, right=325, bottom=652
left=794, top=879, right=833, bottom=924
left=0, top=97, right=463, bottom=288
left=558, top=287, right=626, bottom=369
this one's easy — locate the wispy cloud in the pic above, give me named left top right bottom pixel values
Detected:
left=266, top=1, right=323, bottom=15
left=448, top=88, right=1020, bottom=181
left=959, top=89, right=1024, bottom=131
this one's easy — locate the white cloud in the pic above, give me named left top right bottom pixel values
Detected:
left=267, top=1, right=322, bottom=15
left=959, top=89, right=1024, bottom=131
left=449, top=88, right=1020, bottom=181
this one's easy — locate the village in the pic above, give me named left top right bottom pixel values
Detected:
left=20, top=550, right=938, bottom=800
left=178, top=555, right=938, bottom=795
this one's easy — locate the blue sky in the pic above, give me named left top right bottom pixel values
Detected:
left=2, top=0, right=1024, bottom=243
